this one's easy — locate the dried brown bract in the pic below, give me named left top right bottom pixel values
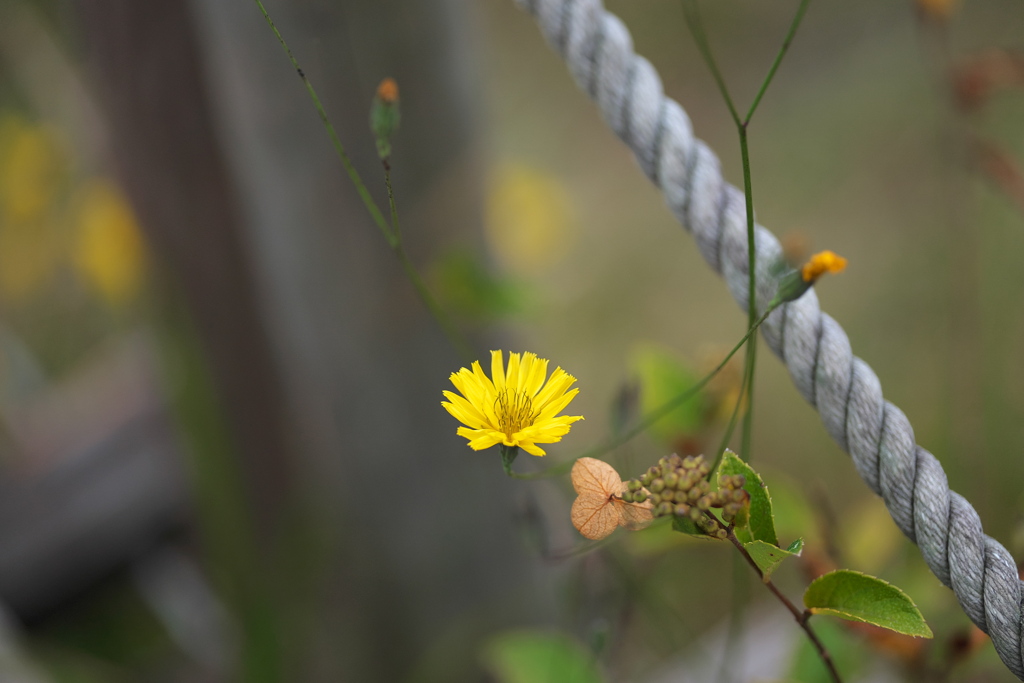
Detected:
left=570, top=457, right=653, bottom=540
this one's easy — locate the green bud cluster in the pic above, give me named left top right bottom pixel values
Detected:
left=624, top=454, right=751, bottom=538
left=718, top=474, right=750, bottom=525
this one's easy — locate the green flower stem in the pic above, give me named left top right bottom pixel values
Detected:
left=253, top=0, right=390, bottom=243
left=383, top=169, right=473, bottom=362
left=681, top=6, right=815, bottom=683
left=681, top=0, right=741, bottom=127
left=682, top=0, right=813, bottom=466
left=743, top=0, right=813, bottom=126
left=500, top=445, right=520, bottom=476
left=253, top=0, right=472, bottom=364
left=738, top=125, right=757, bottom=462
left=509, top=305, right=777, bottom=480
left=384, top=165, right=401, bottom=242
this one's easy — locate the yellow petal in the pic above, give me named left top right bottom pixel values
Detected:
left=517, top=441, right=547, bottom=456
left=534, top=368, right=576, bottom=411
left=517, top=352, right=538, bottom=394
left=523, top=356, right=549, bottom=397
left=441, top=392, right=490, bottom=429
left=491, top=350, right=505, bottom=392
left=536, top=388, right=580, bottom=421
left=457, top=427, right=505, bottom=451
left=506, top=351, right=521, bottom=390
left=471, top=360, right=496, bottom=396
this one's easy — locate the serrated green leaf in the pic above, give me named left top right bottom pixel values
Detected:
left=718, top=450, right=778, bottom=546
left=632, top=345, right=708, bottom=443
left=481, top=630, right=604, bottom=683
left=803, top=570, right=933, bottom=638
left=744, top=538, right=803, bottom=581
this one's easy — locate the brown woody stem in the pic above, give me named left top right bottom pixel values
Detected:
left=722, top=523, right=842, bottom=683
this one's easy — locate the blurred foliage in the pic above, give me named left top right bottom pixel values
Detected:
left=481, top=630, right=604, bottom=683
left=430, top=248, right=526, bottom=323
left=631, top=344, right=708, bottom=444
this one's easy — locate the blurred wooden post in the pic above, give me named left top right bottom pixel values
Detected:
left=77, top=0, right=558, bottom=679
left=75, top=1, right=295, bottom=680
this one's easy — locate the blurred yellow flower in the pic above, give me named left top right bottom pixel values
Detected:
left=442, top=350, right=583, bottom=456
left=0, top=116, right=66, bottom=301
left=73, top=179, right=146, bottom=306
left=0, top=116, right=64, bottom=224
left=485, top=165, right=577, bottom=275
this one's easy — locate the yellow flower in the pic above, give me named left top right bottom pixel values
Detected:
left=442, top=350, right=584, bottom=456
left=801, top=250, right=847, bottom=283
left=0, top=117, right=64, bottom=224
left=73, top=179, right=146, bottom=306
left=485, top=165, right=577, bottom=276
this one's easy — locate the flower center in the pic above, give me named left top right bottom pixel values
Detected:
left=495, top=389, right=536, bottom=437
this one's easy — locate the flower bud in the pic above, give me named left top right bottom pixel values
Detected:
left=370, top=78, right=401, bottom=160
left=650, top=478, right=665, bottom=493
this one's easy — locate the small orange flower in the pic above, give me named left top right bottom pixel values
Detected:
left=801, top=250, right=847, bottom=283
left=376, top=77, right=399, bottom=104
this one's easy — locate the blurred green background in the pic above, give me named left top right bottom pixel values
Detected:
left=0, top=0, right=1022, bottom=681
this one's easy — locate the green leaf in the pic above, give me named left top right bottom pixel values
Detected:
left=481, top=630, right=604, bottom=683
left=718, top=450, right=778, bottom=546
left=744, top=538, right=803, bottom=581
left=803, top=570, right=933, bottom=638
left=632, top=345, right=708, bottom=443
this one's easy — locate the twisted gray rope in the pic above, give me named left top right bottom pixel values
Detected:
left=515, top=0, right=1024, bottom=676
